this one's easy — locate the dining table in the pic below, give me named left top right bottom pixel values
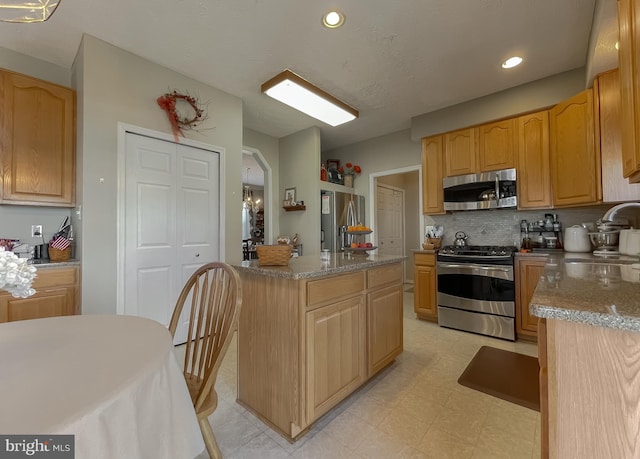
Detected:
left=0, top=314, right=206, bottom=459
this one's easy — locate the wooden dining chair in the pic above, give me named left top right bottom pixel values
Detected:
left=168, top=262, right=242, bottom=459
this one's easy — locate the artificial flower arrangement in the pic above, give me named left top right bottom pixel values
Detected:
left=338, top=163, right=361, bottom=176
left=0, top=247, right=36, bottom=298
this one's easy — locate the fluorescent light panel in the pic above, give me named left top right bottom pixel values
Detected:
left=261, top=70, right=358, bottom=127
left=0, top=0, right=59, bottom=22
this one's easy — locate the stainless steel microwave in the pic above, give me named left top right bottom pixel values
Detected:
left=443, top=168, right=517, bottom=211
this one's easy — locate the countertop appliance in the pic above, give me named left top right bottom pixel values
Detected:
left=437, top=245, right=517, bottom=341
left=564, top=225, right=592, bottom=253
left=443, top=168, right=517, bottom=211
left=320, top=190, right=365, bottom=253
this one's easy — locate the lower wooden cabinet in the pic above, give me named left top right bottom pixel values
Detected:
left=0, top=266, right=79, bottom=323
left=237, top=261, right=404, bottom=440
left=413, top=252, right=437, bottom=321
left=306, top=295, right=366, bottom=422
left=367, top=284, right=403, bottom=375
left=515, top=256, right=546, bottom=341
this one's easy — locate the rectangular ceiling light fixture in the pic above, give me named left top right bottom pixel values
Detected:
left=0, top=0, right=60, bottom=23
left=261, top=69, right=358, bottom=127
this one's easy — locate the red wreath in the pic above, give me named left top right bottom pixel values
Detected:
left=157, top=90, right=205, bottom=141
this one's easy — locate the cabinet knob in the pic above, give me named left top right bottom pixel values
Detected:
left=195, top=253, right=200, bottom=257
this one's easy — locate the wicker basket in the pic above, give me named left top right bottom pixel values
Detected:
left=49, top=246, right=71, bottom=262
left=256, top=245, right=292, bottom=266
left=427, top=237, right=442, bottom=249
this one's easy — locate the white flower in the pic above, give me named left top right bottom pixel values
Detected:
left=0, top=247, right=37, bottom=298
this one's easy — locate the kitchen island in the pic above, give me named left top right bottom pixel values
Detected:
left=232, top=253, right=405, bottom=441
left=529, top=254, right=640, bottom=458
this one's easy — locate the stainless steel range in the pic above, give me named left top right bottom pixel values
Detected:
left=437, top=245, right=517, bottom=341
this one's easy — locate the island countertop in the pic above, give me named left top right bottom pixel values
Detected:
left=529, top=253, right=640, bottom=332
left=232, top=253, right=406, bottom=280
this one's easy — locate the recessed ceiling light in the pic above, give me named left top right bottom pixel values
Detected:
left=501, top=56, right=523, bottom=69
left=322, top=11, right=345, bottom=28
left=615, top=41, right=620, bottom=50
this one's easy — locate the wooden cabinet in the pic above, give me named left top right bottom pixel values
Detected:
left=549, top=89, right=601, bottom=207
left=413, top=252, right=437, bottom=322
left=445, top=127, right=477, bottom=176
left=517, top=111, right=552, bottom=209
left=237, top=261, right=403, bottom=440
left=617, top=0, right=640, bottom=182
left=595, top=69, right=640, bottom=202
left=0, top=69, right=76, bottom=206
left=367, top=285, right=403, bottom=375
left=0, top=266, right=80, bottom=323
left=541, top=318, right=640, bottom=457
left=515, top=256, right=546, bottom=341
left=478, top=118, right=516, bottom=171
left=421, top=135, right=445, bottom=214
left=306, top=295, right=366, bottom=422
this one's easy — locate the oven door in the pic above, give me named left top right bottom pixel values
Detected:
left=436, top=262, right=515, bottom=317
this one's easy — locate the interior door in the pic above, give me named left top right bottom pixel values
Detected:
left=123, top=133, right=220, bottom=343
left=376, top=184, right=404, bottom=257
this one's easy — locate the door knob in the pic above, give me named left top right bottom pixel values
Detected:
left=195, top=253, right=200, bottom=257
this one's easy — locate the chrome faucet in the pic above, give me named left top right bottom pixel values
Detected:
left=601, top=202, right=640, bottom=222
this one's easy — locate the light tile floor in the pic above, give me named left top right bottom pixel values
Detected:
left=175, top=285, right=541, bottom=458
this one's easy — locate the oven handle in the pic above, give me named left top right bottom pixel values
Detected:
left=437, top=262, right=514, bottom=281
left=437, top=263, right=511, bottom=272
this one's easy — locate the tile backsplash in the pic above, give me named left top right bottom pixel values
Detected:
left=425, top=204, right=639, bottom=248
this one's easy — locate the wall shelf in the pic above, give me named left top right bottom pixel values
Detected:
left=283, top=205, right=306, bottom=212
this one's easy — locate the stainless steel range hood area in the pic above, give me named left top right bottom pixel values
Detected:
left=443, top=168, right=517, bottom=211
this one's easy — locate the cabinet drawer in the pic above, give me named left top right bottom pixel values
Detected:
left=307, top=271, right=365, bottom=307
left=414, top=253, right=435, bottom=267
left=32, top=267, right=78, bottom=290
left=367, top=264, right=402, bottom=289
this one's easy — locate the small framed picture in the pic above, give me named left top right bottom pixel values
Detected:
left=284, top=187, right=296, bottom=203
left=327, top=159, right=340, bottom=170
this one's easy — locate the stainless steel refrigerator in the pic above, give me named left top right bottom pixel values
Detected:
left=320, top=190, right=366, bottom=252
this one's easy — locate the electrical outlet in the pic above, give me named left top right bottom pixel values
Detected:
left=31, top=225, right=42, bottom=237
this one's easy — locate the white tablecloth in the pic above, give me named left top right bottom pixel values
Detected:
left=0, top=314, right=205, bottom=459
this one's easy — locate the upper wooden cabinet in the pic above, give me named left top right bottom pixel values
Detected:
left=617, top=0, right=640, bottom=182
left=549, top=88, right=601, bottom=207
left=595, top=68, right=640, bottom=202
left=421, top=135, right=445, bottom=214
left=517, top=111, right=552, bottom=209
left=445, top=127, right=477, bottom=176
left=0, top=69, right=76, bottom=207
left=478, top=118, right=516, bottom=171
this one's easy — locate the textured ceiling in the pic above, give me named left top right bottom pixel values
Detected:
left=0, top=0, right=617, bottom=152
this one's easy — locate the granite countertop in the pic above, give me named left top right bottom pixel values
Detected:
left=529, top=252, right=640, bottom=332
left=232, top=253, right=406, bottom=280
left=28, top=259, right=81, bottom=269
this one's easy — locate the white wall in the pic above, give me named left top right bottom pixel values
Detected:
left=323, top=129, right=422, bottom=231
left=0, top=46, right=70, bottom=86
left=75, top=35, right=243, bottom=315
left=243, top=127, right=281, bottom=244
left=410, top=68, right=586, bottom=139
left=279, top=127, right=321, bottom=254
